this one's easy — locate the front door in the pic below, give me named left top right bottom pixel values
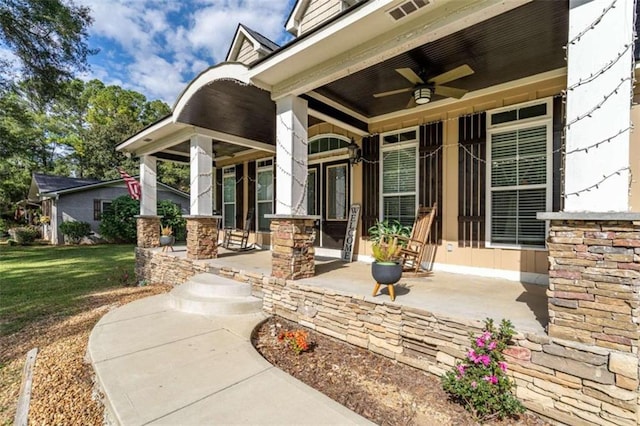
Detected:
left=307, top=160, right=350, bottom=249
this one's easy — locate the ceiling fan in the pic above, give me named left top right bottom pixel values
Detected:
left=373, top=64, right=474, bottom=108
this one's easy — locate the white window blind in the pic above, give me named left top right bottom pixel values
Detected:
left=489, top=119, right=549, bottom=246
left=223, top=167, right=236, bottom=228
left=256, top=162, right=273, bottom=232
left=382, top=143, right=417, bottom=226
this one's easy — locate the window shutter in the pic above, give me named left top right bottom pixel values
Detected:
left=362, top=135, right=380, bottom=236
left=248, top=161, right=256, bottom=231
left=458, top=113, right=487, bottom=248
left=419, top=121, right=443, bottom=244
left=215, top=168, right=222, bottom=214
left=235, top=163, right=244, bottom=229
left=93, top=199, right=101, bottom=220
left=552, top=95, right=564, bottom=212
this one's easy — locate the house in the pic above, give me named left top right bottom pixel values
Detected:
left=118, top=0, right=638, bottom=281
left=28, top=173, right=189, bottom=244
left=115, top=1, right=640, bottom=423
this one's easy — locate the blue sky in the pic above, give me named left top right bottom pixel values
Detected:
left=76, top=0, right=297, bottom=105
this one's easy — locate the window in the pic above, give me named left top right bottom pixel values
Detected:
left=308, top=135, right=349, bottom=155
left=326, top=164, right=347, bottom=220
left=256, top=159, right=273, bottom=232
left=307, top=168, right=317, bottom=215
left=487, top=99, right=552, bottom=247
left=381, top=128, right=418, bottom=226
left=223, top=166, right=236, bottom=228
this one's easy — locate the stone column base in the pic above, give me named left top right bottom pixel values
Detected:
left=136, top=215, right=161, bottom=248
left=185, top=216, right=220, bottom=260
left=538, top=212, right=640, bottom=353
left=269, top=217, right=317, bottom=280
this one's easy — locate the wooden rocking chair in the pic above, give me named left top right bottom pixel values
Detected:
left=393, top=203, right=437, bottom=274
left=222, top=208, right=254, bottom=251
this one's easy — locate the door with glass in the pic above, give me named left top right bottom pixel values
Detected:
left=307, top=160, right=350, bottom=249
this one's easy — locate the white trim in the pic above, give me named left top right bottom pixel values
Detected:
left=308, top=108, right=368, bottom=136
left=325, top=163, right=349, bottom=221
left=226, top=26, right=272, bottom=62
left=379, top=127, right=419, bottom=223
left=132, top=127, right=196, bottom=156
left=222, top=166, right=236, bottom=228
left=485, top=97, right=553, bottom=249
left=307, top=91, right=370, bottom=124
left=116, top=115, right=173, bottom=152
left=256, top=158, right=274, bottom=232
left=431, top=262, right=549, bottom=285
left=194, top=127, right=276, bottom=153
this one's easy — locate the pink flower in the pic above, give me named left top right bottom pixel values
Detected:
left=456, top=364, right=466, bottom=376
left=482, top=331, right=492, bottom=342
left=468, top=349, right=479, bottom=363
left=488, top=341, right=497, bottom=350
left=479, top=355, right=491, bottom=367
left=499, top=361, right=508, bottom=372
left=471, top=381, right=477, bottom=389
left=475, top=337, right=485, bottom=347
left=483, top=375, right=498, bottom=384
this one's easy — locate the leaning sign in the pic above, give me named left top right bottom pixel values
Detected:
left=342, top=204, right=361, bottom=262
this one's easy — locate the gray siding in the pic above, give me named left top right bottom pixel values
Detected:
left=55, top=185, right=188, bottom=243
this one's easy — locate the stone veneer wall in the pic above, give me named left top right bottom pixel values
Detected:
left=185, top=217, right=219, bottom=260
left=136, top=216, right=160, bottom=248
left=547, top=220, right=640, bottom=353
left=270, top=218, right=316, bottom=279
left=136, top=248, right=640, bottom=426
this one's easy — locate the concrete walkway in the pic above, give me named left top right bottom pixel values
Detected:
left=88, top=294, right=372, bottom=425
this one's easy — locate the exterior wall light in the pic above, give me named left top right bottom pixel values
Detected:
left=347, top=138, right=362, bottom=165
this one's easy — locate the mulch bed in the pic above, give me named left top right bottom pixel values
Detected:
left=252, top=316, right=549, bottom=426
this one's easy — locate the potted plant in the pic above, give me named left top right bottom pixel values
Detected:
left=371, top=238, right=403, bottom=301
left=160, top=224, right=175, bottom=251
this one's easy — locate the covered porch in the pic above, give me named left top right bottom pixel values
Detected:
left=139, top=245, right=548, bottom=334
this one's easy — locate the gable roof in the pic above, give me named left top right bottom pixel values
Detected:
left=226, top=24, right=279, bottom=63
left=33, top=173, right=101, bottom=193
left=29, top=173, right=189, bottom=201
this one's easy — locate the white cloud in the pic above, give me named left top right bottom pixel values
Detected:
left=78, top=0, right=294, bottom=104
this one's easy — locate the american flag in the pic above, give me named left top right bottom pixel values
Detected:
left=118, top=168, right=141, bottom=200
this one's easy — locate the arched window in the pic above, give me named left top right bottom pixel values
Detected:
left=308, top=135, right=350, bottom=155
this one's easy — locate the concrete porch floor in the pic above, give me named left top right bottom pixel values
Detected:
left=158, top=246, right=549, bottom=335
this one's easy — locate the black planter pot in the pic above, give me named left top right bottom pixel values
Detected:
left=371, top=261, right=403, bottom=285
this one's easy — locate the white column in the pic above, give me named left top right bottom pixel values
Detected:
left=139, top=155, right=157, bottom=216
left=564, top=0, right=633, bottom=212
left=275, top=95, right=308, bottom=215
left=190, top=134, right=213, bottom=215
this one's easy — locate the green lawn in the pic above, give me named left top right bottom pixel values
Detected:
left=0, top=244, right=136, bottom=336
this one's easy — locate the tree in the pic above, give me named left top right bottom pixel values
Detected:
left=0, top=0, right=95, bottom=101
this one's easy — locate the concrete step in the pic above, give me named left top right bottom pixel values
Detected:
left=170, top=273, right=262, bottom=316
left=184, top=273, right=252, bottom=298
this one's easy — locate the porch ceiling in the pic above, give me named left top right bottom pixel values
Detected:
left=153, top=138, right=252, bottom=164
left=175, top=79, right=276, bottom=145
left=313, top=1, right=568, bottom=118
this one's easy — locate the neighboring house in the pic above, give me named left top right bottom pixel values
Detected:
left=28, top=173, right=189, bottom=244
left=117, top=0, right=638, bottom=284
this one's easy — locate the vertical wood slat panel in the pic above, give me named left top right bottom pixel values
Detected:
left=235, top=164, right=244, bottom=229
left=458, top=113, right=486, bottom=248
left=419, top=121, right=443, bottom=244
left=362, top=135, right=380, bottom=236
left=247, top=161, right=256, bottom=232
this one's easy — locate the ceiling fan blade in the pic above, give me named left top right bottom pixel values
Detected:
left=428, top=64, right=474, bottom=85
left=396, top=68, right=424, bottom=85
left=406, top=97, right=417, bottom=109
left=434, top=85, right=468, bottom=99
left=373, top=87, right=413, bottom=98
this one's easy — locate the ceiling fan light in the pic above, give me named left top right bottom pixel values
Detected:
left=414, top=86, right=431, bottom=104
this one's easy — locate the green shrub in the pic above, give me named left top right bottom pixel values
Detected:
left=441, top=318, right=524, bottom=422
left=10, top=226, right=40, bottom=245
left=158, top=200, right=186, bottom=241
left=367, top=219, right=411, bottom=245
left=99, top=196, right=186, bottom=243
left=59, top=221, right=92, bottom=243
left=99, top=196, right=139, bottom=243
